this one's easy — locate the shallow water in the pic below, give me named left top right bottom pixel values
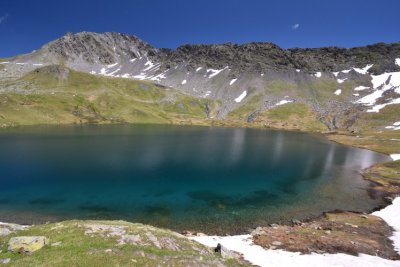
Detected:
left=0, top=125, right=390, bottom=234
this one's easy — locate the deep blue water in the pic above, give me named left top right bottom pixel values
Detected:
left=0, top=125, right=390, bottom=234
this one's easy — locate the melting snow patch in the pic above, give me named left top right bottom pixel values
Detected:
left=133, top=74, right=148, bottom=80
left=230, top=78, right=238, bottom=85
left=191, top=233, right=400, bottom=267
left=314, top=72, right=322, bottom=78
left=204, top=91, right=212, bottom=97
left=366, top=98, right=400, bottom=113
left=107, top=68, right=121, bottom=76
left=354, top=86, right=370, bottom=91
left=234, top=91, right=247, bottom=103
left=107, top=63, right=118, bottom=68
left=385, top=121, right=400, bottom=130
left=276, top=100, right=293, bottom=106
left=207, top=67, right=228, bottom=78
left=334, top=89, right=342, bottom=96
left=337, top=78, right=347, bottom=84
left=143, top=61, right=159, bottom=72
left=371, top=71, right=400, bottom=90
left=353, top=64, right=374, bottom=75
left=181, top=79, right=187, bottom=85
left=373, top=197, right=400, bottom=253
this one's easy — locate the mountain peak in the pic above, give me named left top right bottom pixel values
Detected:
left=42, top=31, right=157, bottom=65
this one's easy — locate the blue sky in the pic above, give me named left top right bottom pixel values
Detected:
left=0, top=0, right=399, bottom=57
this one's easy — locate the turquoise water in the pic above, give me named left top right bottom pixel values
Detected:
left=0, top=125, right=390, bottom=234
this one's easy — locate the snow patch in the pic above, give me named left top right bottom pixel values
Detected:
left=373, top=197, right=400, bottom=253
left=385, top=121, right=400, bottom=130
left=234, top=91, right=247, bottom=103
left=207, top=67, right=228, bottom=78
left=33, top=63, right=43, bottom=66
left=390, top=154, right=400, bottom=161
left=353, top=64, right=374, bottom=75
left=196, top=67, right=203, bottom=72
left=334, top=89, right=342, bottom=96
left=275, top=100, right=293, bottom=106
left=354, top=86, right=370, bottom=91
left=366, top=98, right=400, bottom=113
left=261, top=73, right=265, bottom=77
left=395, top=58, right=400, bottom=67
left=353, top=93, right=360, bottom=96
left=107, top=63, right=118, bottom=68
left=314, top=72, right=322, bottom=78
left=191, top=234, right=400, bottom=267
left=371, top=71, right=400, bottom=90
left=296, top=69, right=301, bottom=73
left=142, top=61, right=159, bottom=72
left=181, top=79, right=187, bottom=85
left=230, top=78, right=238, bottom=85
left=337, top=78, right=347, bottom=84
left=90, top=71, right=96, bottom=75
left=129, top=58, right=137, bottom=62
left=332, top=72, right=339, bottom=77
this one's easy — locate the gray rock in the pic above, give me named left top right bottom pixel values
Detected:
left=272, top=241, right=283, bottom=246
left=0, top=228, right=11, bottom=237
left=0, top=258, right=11, bottom=264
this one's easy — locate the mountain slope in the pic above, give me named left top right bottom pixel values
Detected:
left=1, top=32, right=400, bottom=132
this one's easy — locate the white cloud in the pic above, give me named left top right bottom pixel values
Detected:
left=292, top=23, right=300, bottom=30
left=0, top=14, right=8, bottom=24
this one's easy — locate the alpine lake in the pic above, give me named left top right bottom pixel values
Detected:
left=0, top=124, right=390, bottom=234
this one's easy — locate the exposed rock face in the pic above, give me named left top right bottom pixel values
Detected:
left=43, top=32, right=157, bottom=65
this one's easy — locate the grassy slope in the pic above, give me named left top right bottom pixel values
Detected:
left=0, top=221, right=246, bottom=267
left=0, top=66, right=212, bottom=127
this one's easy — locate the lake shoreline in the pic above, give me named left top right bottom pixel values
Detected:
left=0, top=122, right=399, bottom=265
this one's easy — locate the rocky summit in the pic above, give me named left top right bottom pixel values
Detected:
left=1, top=31, right=400, bottom=131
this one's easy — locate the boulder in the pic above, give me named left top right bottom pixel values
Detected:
left=0, top=228, right=11, bottom=236
left=8, top=236, right=49, bottom=253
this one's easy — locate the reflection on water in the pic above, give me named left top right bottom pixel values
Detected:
left=0, top=125, right=390, bottom=234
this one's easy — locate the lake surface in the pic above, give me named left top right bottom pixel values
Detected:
left=0, top=125, right=390, bottom=234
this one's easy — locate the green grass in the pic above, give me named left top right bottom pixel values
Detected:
left=253, top=103, right=327, bottom=131
left=363, top=160, right=400, bottom=186
left=226, top=95, right=262, bottom=119
left=0, top=220, right=247, bottom=267
left=0, top=66, right=213, bottom=127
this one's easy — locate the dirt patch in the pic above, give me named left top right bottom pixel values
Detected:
left=252, top=211, right=399, bottom=260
